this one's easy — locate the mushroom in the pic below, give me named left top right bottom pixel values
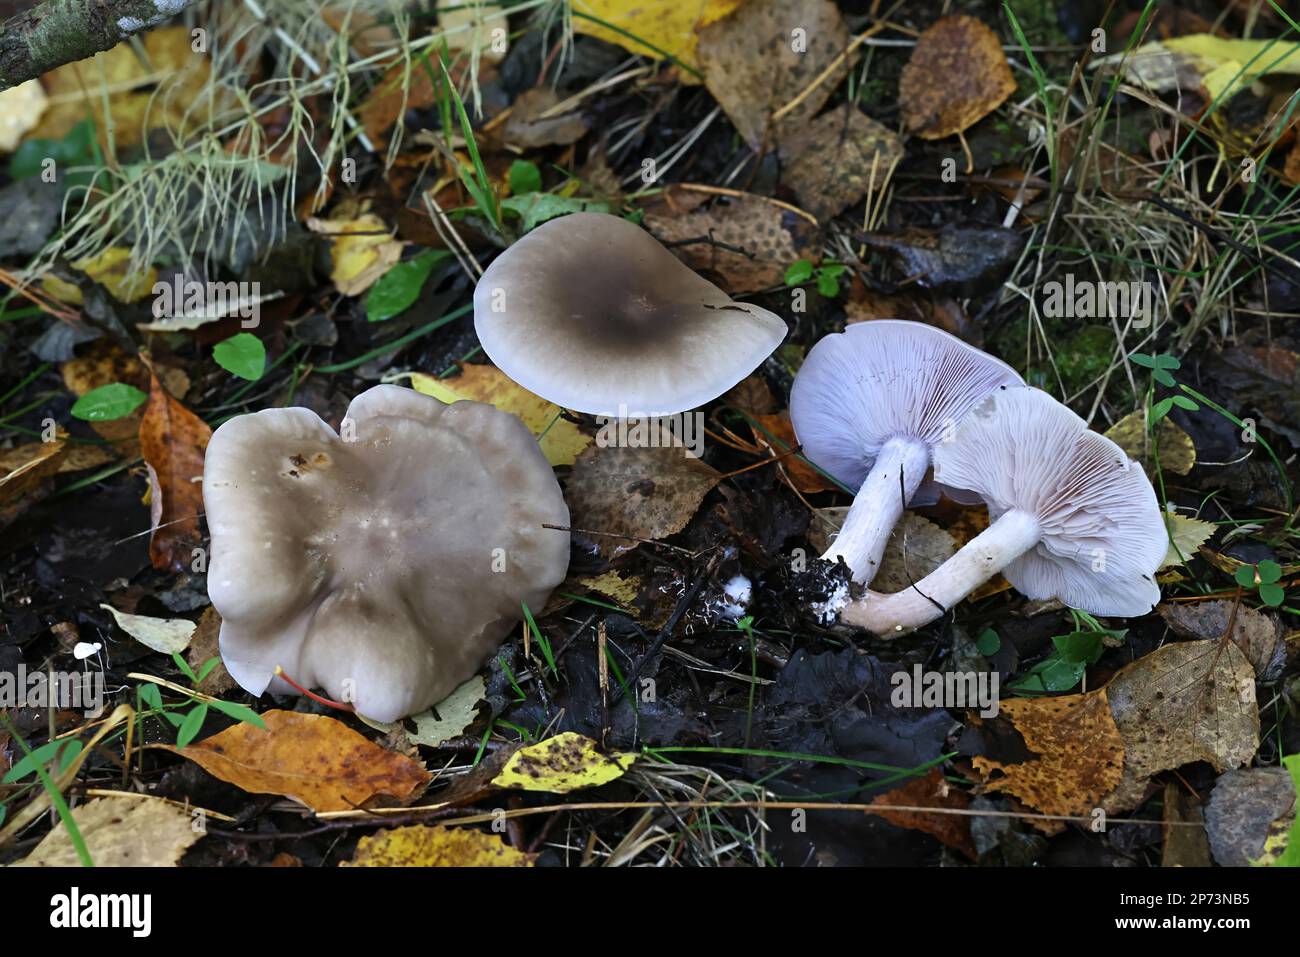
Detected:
left=473, top=211, right=787, bottom=417
left=203, top=385, right=570, bottom=722
left=839, top=386, right=1167, bottom=635
left=789, top=320, right=1023, bottom=583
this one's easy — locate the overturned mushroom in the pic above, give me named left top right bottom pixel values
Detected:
left=203, top=385, right=570, bottom=722
left=473, top=211, right=787, bottom=417
left=840, top=386, right=1167, bottom=635
left=789, top=320, right=1022, bottom=583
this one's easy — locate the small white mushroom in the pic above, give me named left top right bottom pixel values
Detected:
left=473, top=212, right=787, bottom=417
left=840, top=386, right=1168, bottom=636
left=789, top=320, right=1022, bottom=583
left=203, top=385, right=570, bottom=722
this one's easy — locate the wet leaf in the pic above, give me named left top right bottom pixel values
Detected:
left=1204, top=766, right=1296, bottom=867
left=408, top=676, right=486, bottom=747
left=900, top=15, right=1016, bottom=139
left=100, top=603, right=196, bottom=654
left=869, top=767, right=976, bottom=859
left=172, top=710, right=431, bottom=813
left=696, top=0, right=855, bottom=148
left=0, top=435, right=67, bottom=514
left=860, top=225, right=1024, bottom=291
left=564, top=425, right=721, bottom=558
left=344, top=825, right=535, bottom=867
left=410, top=368, right=591, bottom=466
left=13, top=795, right=202, bottom=867
left=970, top=690, right=1125, bottom=834
left=491, top=732, right=635, bottom=793
left=187, top=607, right=235, bottom=696
left=138, top=375, right=211, bottom=573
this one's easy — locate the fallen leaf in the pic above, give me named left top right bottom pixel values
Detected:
left=860, top=225, right=1024, bottom=291
left=750, top=411, right=835, bottom=493
left=491, top=732, right=635, bottom=793
left=100, top=603, right=196, bottom=654
left=696, top=0, right=856, bottom=149
left=14, top=796, right=202, bottom=867
left=410, top=367, right=591, bottom=466
left=900, top=15, right=1016, bottom=139
left=502, top=88, right=589, bottom=148
left=572, top=0, right=741, bottom=79
left=0, top=79, right=48, bottom=152
left=1204, top=766, right=1296, bottom=867
left=1103, top=640, right=1259, bottom=814
left=172, top=710, right=431, bottom=813
left=438, top=2, right=510, bottom=64
left=869, top=767, right=976, bottom=859
left=1104, top=410, right=1196, bottom=476
left=0, top=436, right=67, bottom=520
left=1161, top=781, right=1212, bottom=867
left=62, top=343, right=189, bottom=458
left=408, top=676, right=486, bottom=747
left=138, top=375, right=211, bottom=573
left=306, top=212, right=406, bottom=296
left=572, top=570, right=643, bottom=614
left=344, top=825, right=534, bottom=866
left=970, top=689, right=1125, bottom=834
left=780, top=104, right=905, bottom=220
left=565, top=424, right=721, bottom=558
left=645, top=190, right=818, bottom=292
left=187, top=606, right=235, bottom=696
left=1161, top=512, right=1216, bottom=568
left=1158, top=600, right=1284, bottom=680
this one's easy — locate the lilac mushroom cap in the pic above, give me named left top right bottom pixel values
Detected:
left=473, top=212, right=787, bottom=417
left=203, top=385, right=570, bottom=722
left=841, top=386, right=1167, bottom=635
left=789, top=320, right=1023, bottom=583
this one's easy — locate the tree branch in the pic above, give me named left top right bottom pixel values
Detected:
left=0, top=0, right=200, bottom=91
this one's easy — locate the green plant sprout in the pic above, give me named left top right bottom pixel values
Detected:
left=785, top=259, right=849, bottom=298
left=1236, top=560, right=1286, bottom=608
left=1009, top=610, right=1125, bottom=694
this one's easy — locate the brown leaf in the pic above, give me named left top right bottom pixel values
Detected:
left=565, top=423, right=721, bottom=559
left=1104, top=410, right=1196, bottom=476
left=503, top=88, right=589, bottom=148
left=645, top=191, right=818, bottom=292
left=697, top=0, right=856, bottom=149
left=172, top=710, right=431, bottom=813
left=970, top=689, right=1125, bottom=834
left=751, top=412, right=835, bottom=493
left=139, top=375, right=211, bottom=573
left=186, top=606, right=236, bottom=696
left=1158, top=600, right=1284, bottom=680
left=869, top=767, right=976, bottom=859
left=0, top=435, right=67, bottom=524
left=61, top=343, right=189, bottom=458
left=359, top=59, right=438, bottom=145
left=1161, top=782, right=1212, bottom=867
left=899, top=15, right=1016, bottom=140
left=1205, top=766, right=1297, bottom=866
left=780, top=104, right=905, bottom=220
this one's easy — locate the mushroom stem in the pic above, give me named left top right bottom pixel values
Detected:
left=841, top=508, right=1042, bottom=635
left=821, top=437, right=930, bottom=583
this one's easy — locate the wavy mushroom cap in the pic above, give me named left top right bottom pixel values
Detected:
left=790, top=320, right=1024, bottom=491
left=203, top=385, right=570, bottom=723
left=473, top=212, right=788, bottom=417
left=933, top=386, right=1167, bottom=616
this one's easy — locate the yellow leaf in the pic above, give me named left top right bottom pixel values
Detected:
left=345, top=825, right=534, bottom=866
left=572, top=0, right=742, bottom=79
left=492, top=732, right=635, bottom=793
left=410, top=367, right=591, bottom=466
left=42, top=247, right=159, bottom=305
left=1161, top=512, right=1216, bottom=569
left=306, top=213, right=405, bottom=296
left=14, top=795, right=202, bottom=867
left=0, top=80, right=48, bottom=153
left=1104, top=410, right=1196, bottom=476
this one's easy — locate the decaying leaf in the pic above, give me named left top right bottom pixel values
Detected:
left=1161, top=781, right=1212, bottom=867
left=780, top=104, right=905, bottom=220
left=0, top=435, right=67, bottom=521
left=900, top=15, right=1016, bottom=140
left=14, top=796, right=202, bottom=867
left=61, top=344, right=188, bottom=459
left=187, top=606, right=235, bottom=696
left=173, top=710, right=431, bottom=813
left=1158, top=600, right=1284, bottom=680
left=859, top=225, right=1024, bottom=291
left=408, top=676, right=486, bottom=747
left=138, top=375, right=211, bottom=573
left=1204, top=766, right=1296, bottom=867
left=572, top=0, right=741, bottom=78
left=1103, top=640, right=1259, bottom=814
left=809, top=510, right=958, bottom=593
left=970, top=689, right=1125, bottom=834
left=1099, top=34, right=1300, bottom=105
left=306, top=212, right=405, bottom=296
left=1104, top=410, right=1196, bottom=476
left=410, top=367, right=591, bottom=466
left=869, top=767, right=976, bottom=859
left=344, top=825, right=535, bottom=867
left=492, top=732, right=635, bottom=793
left=502, top=88, right=589, bottom=148
left=565, top=425, right=721, bottom=559
left=696, top=0, right=856, bottom=149
left=100, top=603, right=196, bottom=654
left=645, top=190, right=818, bottom=291
left=573, top=570, right=643, bottom=614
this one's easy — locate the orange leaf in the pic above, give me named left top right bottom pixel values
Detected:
left=751, top=412, right=836, bottom=493
left=172, top=710, right=431, bottom=813
left=138, top=375, right=211, bottom=573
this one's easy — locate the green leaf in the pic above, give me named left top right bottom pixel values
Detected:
left=1129, top=352, right=1157, bottom=369
left=196, top=657, right=221, bottom=682
left=364, top=249, right=450, bottom=322
left=508, top=159, right=542, bottom=196
left=1236, top=566, right=1259, bottom=589
left=1153, top=369, right=1176, bottom=388
left=1258, top=560, right=1282, bottom=584
left=1272, top=754, right=1300, bottom=867
left=815, top=269, right=841, bottom=298
left=1153, top=354, right=1181, bottom=370
left=176, top=703, right=209, bottom=747
left=1259, top=582, right=1285, bottom=607
left=1171, top=395, right=1199, bottom=411
left=500, top=194, right=610, bottom=232
left=1052, top=631, right=1104, bottom=664
left=8, top=120, right=99, bottom=187
left=207, top=698, right=265, bottom=728
left=172, top=652, right=198, bottom=685
left=213, top=333, right=266, bottom=381
left=976, top=628, right=1001, bottom=656
left=138, top=683, right=164, bottom=711
left=1151, top=397, right=1174, bottom=421
left=784, top=260, right=814, bottom=285
left=70, top=382, right=148, bottom=421
left=3, top=739, right=83, bottom=784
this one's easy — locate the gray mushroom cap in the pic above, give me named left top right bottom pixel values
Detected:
left=473, top=212, right=787, bottom=417
left=203, top=385, right=570, bottom=723
left=933, top=386, right=1167, bottom=616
